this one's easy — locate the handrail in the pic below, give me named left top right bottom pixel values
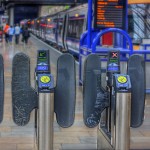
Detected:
left=91, top=28, right=133, bottom=55
left=80, top=31, right=88, bottom=47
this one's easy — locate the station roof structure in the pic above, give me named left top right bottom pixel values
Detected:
left=128, top=0, right=150, bottom=4
left=1, top=0, right=88, bottom=5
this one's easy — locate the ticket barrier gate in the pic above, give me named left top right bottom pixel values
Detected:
left=97, top=74, right=131, bottom=150
left=12, top=50, right=76, bottom=150
left=83, top=51, right=145, bottom=150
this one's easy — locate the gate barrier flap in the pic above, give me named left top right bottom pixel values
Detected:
left=55, top=54, right=76, bottom=128
left=12, top=53, right=38, bottom=126
left=83, top=54, right=109, bottom=128
left=128, top=55, right=145, bottom=128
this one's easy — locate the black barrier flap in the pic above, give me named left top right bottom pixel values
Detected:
left=83, top=54, right=109, bottom=128
left=55, top=54, right=76, bottom=128
left=128, top=55, right=145, bottom=128
left=0, top=55, right=4, bottom=123
left=12, top=53, right=38, bottom=126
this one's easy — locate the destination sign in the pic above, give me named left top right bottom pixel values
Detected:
left=94, top=0, right=127, bottom=29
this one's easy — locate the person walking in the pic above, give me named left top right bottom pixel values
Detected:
left=22, top=27, right=30, bottom=44
left=14, top=24, right=21, bottom=44
left=8, top=26, right=15, bottom=43
left=3, top=23, right=10, bottom=43
left=20, top=25, right=25, bottom=42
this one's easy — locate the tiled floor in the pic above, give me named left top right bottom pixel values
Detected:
left=0, top=36, right=149, bottom=150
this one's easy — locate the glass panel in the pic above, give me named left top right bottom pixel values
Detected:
left=128, top=4, right=150, bottom=44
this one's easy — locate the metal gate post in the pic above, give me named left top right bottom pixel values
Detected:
left=38, top=93, right=54, bottom=150
left=116, top=92, right=131, bottom=150
left=45, top=93, right=54, bottom=150
left=38, top=93, right=45, bottom=150
left=35, top=50, right=54, bottom=150
left=113, top=74, right=131, bottom=150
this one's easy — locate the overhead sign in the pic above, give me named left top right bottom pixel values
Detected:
left=94, top=0, right=127, bottom=29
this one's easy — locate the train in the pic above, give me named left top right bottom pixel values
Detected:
left=26, top=4, right=88, bottom=57
left=23, top=2, right=150, bottom=56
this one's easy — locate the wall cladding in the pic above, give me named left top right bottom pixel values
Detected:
left=14, top=5, right=39, bottom=24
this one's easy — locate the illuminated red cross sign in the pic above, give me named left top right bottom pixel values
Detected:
left=112, top=52, right=118, bottom=58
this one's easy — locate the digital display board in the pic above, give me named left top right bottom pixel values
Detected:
left=109, top=52, right=119, bottom=63
left=107, top=51, right=120, bottom=72
left=37, top=65, right=49, bottom=71
left=94, top=0, right=127, bottom=29
left=38, top=51, right=48, bottom=62
left=36, top=50, right=50, bottom=74
left=39, top=51, right=47, bottom=58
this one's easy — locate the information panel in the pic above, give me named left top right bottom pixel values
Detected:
left=107, top=50, right=120, bottom=72
left=94, top=0, right=127, bottom=29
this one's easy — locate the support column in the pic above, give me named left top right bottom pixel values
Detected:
left=9, top=7, right=14, bottom=25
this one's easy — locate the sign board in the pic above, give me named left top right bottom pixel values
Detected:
left=94, top=0, right=127, bottom=29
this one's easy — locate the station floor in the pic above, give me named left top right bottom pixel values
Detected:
left=0, top=35, right=150, bottom=150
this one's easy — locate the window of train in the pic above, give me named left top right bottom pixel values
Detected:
left=53, top=18, right=57, bottom=35
left=58, top=18, right=63, bottom=36
left=128, top=4, right=150, bottom=44
left=67, top=16, right=85, bottom=39
left=40, top=18, right=46, bottom=31
left=46, top=17, right=57, bottom=35
left=46, top=17, right=51, bottom=34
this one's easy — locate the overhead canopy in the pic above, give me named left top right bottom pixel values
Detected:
left=128, top=0, right=150, bottom=4
left=1, top=0, right=88, bottom=5
left=2, top=0, right=149, bottom=7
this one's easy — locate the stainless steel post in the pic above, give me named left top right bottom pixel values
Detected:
left=115, top=93, right=131, bottom=150
left=38, top=93, right=45, bottom=150
left=97, top=74, right=131, bottom=150
left=45, top=93, right=54, bottom=150
left=38, top=93, right=54, bottom=150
